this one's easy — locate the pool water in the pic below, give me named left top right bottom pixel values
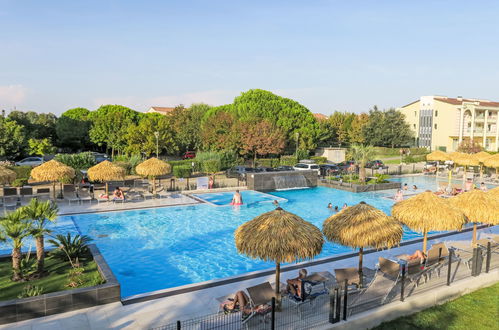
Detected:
left=0, top=176, right=482, bottom=297
left=192, top=190, right=287, bottom=206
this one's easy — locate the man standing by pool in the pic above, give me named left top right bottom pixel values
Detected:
left=231, top=190, right=243, bottom=205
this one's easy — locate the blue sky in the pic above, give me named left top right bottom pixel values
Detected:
left=1, top=0, right=499, bottom=115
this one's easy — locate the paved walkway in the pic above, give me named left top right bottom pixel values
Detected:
left=1, top=225, right=497, bottom=330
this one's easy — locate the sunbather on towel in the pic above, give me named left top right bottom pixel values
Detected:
left=286, top=268, right=308, bottom=299
left=113, top=187, right=125, bottom=200
left=222, top=291, right=272, bottom=318
left=407, top=250, right=425, bottom=261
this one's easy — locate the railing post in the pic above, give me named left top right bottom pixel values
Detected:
left=447, top=249, right=453, bottom=286
left=400, top=265, right=406, bottom=302
left=271, top=297, right=275, bottom=330
left=343, top=279, right=348, bottom=321
left=328, top=289, right=336, bottom=324
left=176, top=320, right=181, bottom=330
left=335, top=287, right=341, bottom=323
left=486, top=242, right=491, bottom=273
left=472, top=247, right=482, bottom=277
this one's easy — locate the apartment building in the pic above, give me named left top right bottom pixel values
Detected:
left=398, top=96, right=499, bottom=152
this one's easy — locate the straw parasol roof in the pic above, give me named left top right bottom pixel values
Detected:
left=392, top=191, right=466, bottom=253
left=31, top=160, right=75, bottom=182
left=453, top=153, right=479, bottom=166
left=0, top=166, right=16, bottom=185
left=448, top=190, right=499, bottom=244
left=135, top=158, right=171, bottom=177
left=448, top=152, right=465, bottom=162
left=426, top=150, right=450, bottom=161
left=489, top=187, right=499, bottom=199
left=483, top=154, right=499, bottom=168
left=474, top=151, right=492, bottom=163
left=323, top=202, right=402, bottom=286
left=87, top=160, right=125, bottom=182
left=235, top=207, right=324, bottom=297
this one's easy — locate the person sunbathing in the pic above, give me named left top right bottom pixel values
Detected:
left=407, top=250, right=426, bottom=261
left=222, top=290, right=272, bottom=318
left=113, top=187, right=125, bottom=200
left=286, top=269, right=308, bottom=299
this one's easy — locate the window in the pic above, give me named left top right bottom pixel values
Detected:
left=435, top=111, right=438, bottom=117
left=434, top=124, right=437, bottom=129
left=413, top=124, right=416, bottom=129
left=414, top=111, right=416, bottom=117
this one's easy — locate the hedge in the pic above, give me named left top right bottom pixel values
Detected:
left=310, top=156, right=327, bottom=164
left=8, top=166, right=32, bottom=181
left=257, top=158, right=280, bottom=168
left=113, top=161, right=133, bottom=175
left=202, top=159, right=222, bottom=174
left=280, top=156, right=297, bottom=166
left=173, top=165, right=192, bottom=178
left=168, top=160, right=200, bottom=172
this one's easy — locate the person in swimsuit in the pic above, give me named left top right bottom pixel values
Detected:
left=394, top=189, right=404, bottom=202
left=113, top=187, right=125, bottom=200
left=231, top=190, right=243, bottom=205
left=286, top=269, right=308, bottom=299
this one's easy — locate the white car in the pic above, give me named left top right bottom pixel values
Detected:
left=15, top=157, right=44, bottom=167
left=293, top=163, right=320, bottom=174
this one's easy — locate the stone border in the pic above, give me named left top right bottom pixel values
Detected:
left=319, top=180, right=401, bottom=192
left=0, top=244, right=120, bottom=325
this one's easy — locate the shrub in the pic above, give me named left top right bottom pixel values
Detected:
left=169, top=160, right=200, bottom=172
left=11, top=178, right=28, bottom=187
left=219, top=150, right=239, bottom=169
left=115, top=154, right=142, bottom=174
left=0, top=160, right=14, bottom=167
left=67, top=266, right=85, bottom=288
left=296, top=149, right=309, bottom=161
left=403, top=155, right=426, bottom=163
left=195, top=151, right=220, bottom=163
left=202, top=159, right=222, bottom=174
left=310, top=156, right=327, bottom=164
left=48, top=233, right=92, bottom=264
left=173, top=165, right=192, bottom=178
left=280, top=156, right=297, bottom=166
left=113, top=161, right=132, bottom=175
left=55, top=152, right=96, bottom=170
left=257, top=158, right=280, bottom=168
left=372, top=173, right=390, bottom=184
left=9, top=165, right=32, bottom=180
left=17, top=285, right=44, bottom=298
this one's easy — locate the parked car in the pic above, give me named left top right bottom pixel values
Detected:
left=319, top=164, right=341, bottom=176
left=293, top=163, right=320, bottom=174
left=226, top=166, right=258, bottom=179
left=15, top=156, right=43, bottom=167
left=365, top=160, right=386, bottom=169
left=337, top=160, right=356, bottom=172
left=275, top=165, right=294, bottom=171
left=182, top=151, right=196, bottom=159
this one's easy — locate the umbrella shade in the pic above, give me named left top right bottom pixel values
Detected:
left=483, top=154, right=499, bottom=168
left=474, top=151, right=492, bottom=163
left=489, top=187, right=499, bottom=199
left=392, top=192, right=466, bottom=253
left=87, top=160, right=126, bottom=182
left=448, top=190, right=499, bottom=244
left=323, top=202, right=402, bottom=286
left=426, top=150, right=450, bottom=161
left=0, top=166, right=16, bottom=185
left=235, top=207, right=324, bottom=297
left=136, top=158, right=171, bottom=196
left=135, top=157, right=171, bottom=177
left=30, top=160, right=76, bottom=182
left=453, top=154, right=479, bottom=166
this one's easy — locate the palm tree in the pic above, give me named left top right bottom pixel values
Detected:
left=0, top=210, right=32, bottom=281
left=350, top=144, right=376, bottom=183
left=20, top=199, right=58, bottom=275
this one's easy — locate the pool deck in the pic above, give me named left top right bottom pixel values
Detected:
left=1, top=225, right=497, bottom=330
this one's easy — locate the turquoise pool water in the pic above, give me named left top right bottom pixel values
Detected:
left=0, top=176, right=484, bottom=297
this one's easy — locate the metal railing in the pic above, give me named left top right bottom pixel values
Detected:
left=151, top=243, right=498, bottom=329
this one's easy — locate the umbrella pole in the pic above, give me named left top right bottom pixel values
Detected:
left=52, top=182, right=56, bottom=200
left=358, top=247, right=364, bottom=288
left=472, top=223, right=477, bottom=246
left=105, top=182, right=109, bottom=197
left=275, top=262, right=281, bottom=309
left=423, top=231, right=428, bottom=254
left=153, top=177, right=156, bottom=198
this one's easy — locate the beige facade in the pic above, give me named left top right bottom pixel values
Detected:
left=146, top=106, right=175, bottom=115
left=398, top=96, right=499, bottom=152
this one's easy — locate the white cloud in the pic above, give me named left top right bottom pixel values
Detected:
left=92, top=90, right=237, bottom=111
left=0, top=85, right=27, bottom=107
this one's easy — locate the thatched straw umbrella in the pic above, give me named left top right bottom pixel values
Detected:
left=454, top=154, right=480, bottom=185
left=489, top=186, right=499, bottom=199
left=31, top=160, right=76, bottom=199
left=135, top=158, right=171, bottom=196
left=448, top=190, right=499, bottom=245
left=473, top=151, right=491, bottom=179
left=426, top=150, right=450, bottom=162
left=392, top=192, right=466, bottom=254
left=323, top=202, right=402, bottom=287
left=483, top=154, right=499, bottom=180
left=87, top=160, right=126, bottom=196
left=235, top=207, right=324, bottom=300
left=0, top=166, right=16, bottom=185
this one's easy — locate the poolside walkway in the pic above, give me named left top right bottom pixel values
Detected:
left=1, top=225, right=497, bottom=330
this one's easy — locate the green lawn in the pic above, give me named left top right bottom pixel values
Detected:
left=373, top=283, right=499, bottom=330
left=0, top=253, right=103, bottom=301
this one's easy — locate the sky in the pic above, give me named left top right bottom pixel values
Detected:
left=1, top=0, right=499, bottom=115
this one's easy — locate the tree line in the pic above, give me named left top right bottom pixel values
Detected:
left=0, top=89, right=414, bottom=160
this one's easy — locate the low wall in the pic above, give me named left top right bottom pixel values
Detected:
left=0, top=244, right=120, bottom=325
left=247, top=170, right=318, bottom=191
left=319, top=180, right=401, bottom=193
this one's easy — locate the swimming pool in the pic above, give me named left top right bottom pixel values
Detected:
left=0, top=176, right=485, bottom=298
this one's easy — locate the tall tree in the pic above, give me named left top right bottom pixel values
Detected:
left=89, top=105, right=140, bottom=157
left=349, top=113, right=369, bottom=144
left=0, top=117, right=26, bottom=159
left=125, top=113, right=178, bottom=156
left=21, top=199, right=58, bottom=275
left=171, top=103, right=211, bottom=153
left=363, top=107, right=413, bottom=148
left=329, top=111, right=354, bottom=146
left=200, top=111, right=240, bottom=152
left=28, top=138, right=56, bottom=156
left=8, top=111, right=57, bottom=141
left=239, top=120, right=286, bottom=166
left=56, top=107, right=91, bottom=150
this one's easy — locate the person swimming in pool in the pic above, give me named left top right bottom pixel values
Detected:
left=230, top=190, right=243, bottom=205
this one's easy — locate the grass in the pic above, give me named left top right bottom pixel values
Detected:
left=0, top=253, right=103, bottom=301
left=373, top=283, right=499, bottom=330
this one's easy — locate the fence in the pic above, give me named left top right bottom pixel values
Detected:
left=151, top=240, right=498, bottom=329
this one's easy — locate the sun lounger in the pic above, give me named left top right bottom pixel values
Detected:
left=64, top=191, right=80, bottom=205
left=78, top=189, right=93, bottom=203
left=3, top=196, right=19, bottom=211
left=20, top=187, right=35, bottom=201
left=2, top=187, right=18, bottom=197
left=243, top=282, right=274, bottom=327
left=288, top=272, right=330, bottom=319
left=348, top=257, right=401, bottom=315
